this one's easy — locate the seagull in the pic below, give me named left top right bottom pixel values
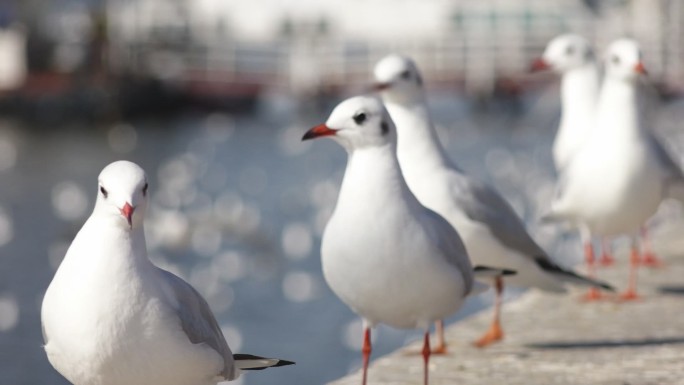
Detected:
left=373, top=54, right=612, bottom=348
left=544, top=39, right=679, bottom=300
left=303, top=96, right=480, bottom=385
left=41, top=160, right=293, bottom=385
left=531, top=33, right=600, bottom=173
left=530, top=34, right=618, bottom=271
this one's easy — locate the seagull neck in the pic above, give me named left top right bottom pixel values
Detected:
left=340, top=144, right=417, bottom=208
left=560, top=64, right=599, bottom=124
left=80, top=216, right=151, bottom=268
left=384, top=100, right=454, bottom=173
left=595, top=78, right=642, bottom=139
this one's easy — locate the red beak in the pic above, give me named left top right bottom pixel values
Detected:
left=634, top=62, right=647, bottom=75
left=120, top=202, right=134, bottom=227
left=302, top=124, right=337, bottom=141
left=372, top=82, right=392, bottom=91
left=529, top=58, right=550, bottom=72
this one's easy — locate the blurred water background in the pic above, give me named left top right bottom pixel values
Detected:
left=1, top=1, right=684, bottom=385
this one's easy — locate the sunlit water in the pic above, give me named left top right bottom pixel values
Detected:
left=1, top=89, right=682, bottom=385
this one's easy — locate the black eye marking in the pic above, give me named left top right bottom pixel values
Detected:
left=100, top=186, right=108, bottom=198
left=353, top=112, right=367, bottom=125
left=565, top=45, right=575, bottom=56
left=142, top=182, right=149, bottom=196
left=400, top=70, right=411, bottom=80
left=585, top=49, right=594, bottom=60
left=380, top=121, right=390, bottom=135
left=611, top=55, right=621, bottom=65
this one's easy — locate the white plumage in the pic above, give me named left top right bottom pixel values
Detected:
left=41, top=160, right=292, bottom=385
left=373, top=54, right=611, bottom=346
left=303, top=96, right=474, bottom=384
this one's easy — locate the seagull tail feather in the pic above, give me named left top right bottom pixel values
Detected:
left=472, top=265, right=517, bottom=278
left=535, top=258, right=615, bottom=291
left=233, top=354, right=295, bottom=371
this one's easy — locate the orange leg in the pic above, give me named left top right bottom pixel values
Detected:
left=582, top=241, right=604, bottom=301
left=422, top=331, right=431, bottom=385
left=599, top=238, right=615, bottom=266
left=361, top=327, right=371, bottom=385
left=640, top=227, right=663, bottom=267
left=432, top=319, right=448, bottom=354
left=473, top=277, right=504, bottom=347
left=620, top=246, right=641, bottom=301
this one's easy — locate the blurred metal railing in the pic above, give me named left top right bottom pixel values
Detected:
left=108, top=32, right=684, bottom=97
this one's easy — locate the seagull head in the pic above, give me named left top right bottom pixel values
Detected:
left=604, top=38, right=647, bottom=81
left=302, top=96, right=396, bottom=151
left=531, top=34, right=595, bottom=73
left=95, top=160, right=149, bottom=230
left=372, top=54, right=424, bottom=104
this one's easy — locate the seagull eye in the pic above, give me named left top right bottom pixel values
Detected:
left=353, top=112, right=367, bottom=125
left=400, top=70, right=411, bottom=80
left=380, top=121, right=390, bottom=135
left=142, top=183, right=148, bottom=196
left=100, top=186, right=108, bottom=198
left=565, top=45, right=575, bottom=56
left=611, top=55, right=621, bottom=65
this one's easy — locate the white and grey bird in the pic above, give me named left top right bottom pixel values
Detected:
left=545, top=39, right=683, bottom=299
left=373, top=54, right=612, bottom=347
left=531, top=34, right=618, bottom=278
left=41, top=160, right=293, bottom=385
left=531, top=33, right=601, bottom=172
left=302, top=96, right=480, bottom=385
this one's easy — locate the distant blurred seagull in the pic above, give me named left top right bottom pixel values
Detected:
left=531, top=34, right=618, bottom=276
left=544, top=39, right=684, bottom=300
left=531, top=34, right=600, bottom=172
left=41, top=160, right=293, bottom=385
left=303, top=96, right=481, bottom=385
left=373, top=54, right=612, bottom=348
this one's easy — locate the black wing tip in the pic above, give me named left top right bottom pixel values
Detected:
left=233, top=354, right=295, bottom=371
left=273, top=359, right=296, bottom=367
left=535, top=257, right=615, bottom=291
left=599, top=282, right=616, bottom=292
left=473, top=265, right=517, bottom=276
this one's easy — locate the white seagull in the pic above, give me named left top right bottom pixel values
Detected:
left=544, top=39, right=682, bottom=300
left=373, top=54, right=612, bottom=348
left=302, top=96, right=479, bottom=385
left=41, top=160, right=293, bottom=385
left=530, top=34, right=619, bottom=273
left=531, top=33, right=600, bottom=173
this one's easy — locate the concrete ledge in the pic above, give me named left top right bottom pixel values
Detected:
left=329, top=230, right=684, bottom=385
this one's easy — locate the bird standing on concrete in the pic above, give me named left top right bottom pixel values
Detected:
left=544, top=39, right=682, bottom=300
left=531, top=34, right=600, bottom=172
left=303, top=96, right=477, bottom=385
left=531, top=34, right=618, bottom=288
left=41, top=160, right=293, bottom=385
left=373, top=54, right=612, bottom=348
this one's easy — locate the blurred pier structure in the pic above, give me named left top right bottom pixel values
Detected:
left=0, top=0, right=683, bottom=119
left=104, top=0, right=684, bottom=99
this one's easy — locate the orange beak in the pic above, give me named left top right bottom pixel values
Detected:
left=529, top=58, right=550, bottom=72
left=120, top=202, right=134, bottom=227
left=634, top=62, right=647, bottom=75
left=302, top=124, right=337, bottom=141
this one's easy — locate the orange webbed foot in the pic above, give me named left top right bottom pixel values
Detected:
left=472, top=323, right=504, bottom=348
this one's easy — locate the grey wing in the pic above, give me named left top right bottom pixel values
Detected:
left=453, top=175, right=550, bottom=261
left=157, top=269, right=236, bottom=380
left=648, top=133, right=684, bottom=190
left=423, top=208, right=474, bottom=293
